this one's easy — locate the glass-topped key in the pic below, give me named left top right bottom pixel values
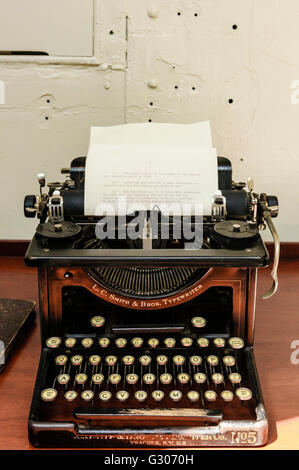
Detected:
left=164, top=338, right=176, bottom=348
left=55, top=355, right=68, bottom=366
left=122, top=355, right=135, bottom=365
left=41, top=388, right=57, bottom=401
left=228, top=337, right=244, bottom=349
left=57, top=373, right=70, bottom=385
left=71, top=355, right=83, bottom=366
left=156, top=354, right=168, bottom=365
left=191, top=317, right=206, bottom=328
left=46, top=337, right=61, bottom=348
left=223, top=355, right=235, bottom=367
left=89, top=355, right=101, bottom=366
left=213, top=338, right=225, bottom=348
left=115, top=338, right=127, bottom=348
left=190, top=355, right=202, bottom=366
left=98, top=337, right=110, bottom=348
left=92, top=373, right=104, bottom=384
left=90, top=316, right=105, bottom=328
left=181, top=337, right=193, bottom=347
left=65, top=337, right=76, bottom=348
left=81, top=337, right=93, bottom=348
left=197, top=337, right=209, bottom=347
left=131, top=337, right=143, bottom=348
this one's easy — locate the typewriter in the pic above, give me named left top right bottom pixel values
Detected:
left=24, top=153, right=279, bottom=448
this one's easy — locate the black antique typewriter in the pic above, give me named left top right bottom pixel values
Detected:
left=24, top=154, right=279, bottom=448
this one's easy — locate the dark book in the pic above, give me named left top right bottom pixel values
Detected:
left=0, top=298, right=36, bottom=372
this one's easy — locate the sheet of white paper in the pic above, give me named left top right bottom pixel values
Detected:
left=84, top=144, right=218, bottom=215
left=89, top=121, right=213, bottom=147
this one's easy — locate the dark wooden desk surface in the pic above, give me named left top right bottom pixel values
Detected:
left=0, top=257, right=298, bottom=450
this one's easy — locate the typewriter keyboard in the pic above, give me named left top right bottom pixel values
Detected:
left=39, top=333, right=257, bottom=426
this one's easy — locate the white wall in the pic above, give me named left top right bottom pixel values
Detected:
left=0, top=0, right=298, bottom=241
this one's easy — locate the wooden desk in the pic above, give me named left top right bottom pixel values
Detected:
left=0, top=257, right=298, bottom=450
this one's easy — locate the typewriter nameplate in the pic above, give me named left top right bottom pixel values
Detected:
left=89, top=278, right=204, bottom=310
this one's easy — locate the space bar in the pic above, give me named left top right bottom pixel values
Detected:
left=74, top=408, right=223, bottom=423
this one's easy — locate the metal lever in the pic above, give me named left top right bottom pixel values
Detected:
left=262, top=210, right=280, bottom=299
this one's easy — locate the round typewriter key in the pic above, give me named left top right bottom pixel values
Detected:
left=116, top=390, right=129, bottom=402
left=126, top=373, right=139, bottom=385
left=122, top=355, right=135, bottom=365
left=212, top=373, right=224, bottom=384
left=81, top=337, right=93, bottom=348
left=46, top=337, right=61, bottom=348
left=223, top=355, right=235, bottom=367
left=187, top=391, right=200, bottom=402
left=181, top=337, right=193, bottom=347
left=109, top=373, right=121, bottom=384
left=228, top=337, right=244, bottom=349
left=143, top=373, right=156, bottom=385
left=41, top=388, right=57, bottom=402
left=115, top=337, right=127, bottom=348
left=194, top=372, right=207, bottom=384
left=92, top=373, right=104, bottom=385
left=90, top=315, right=105, bottom=328
left=173, top=355, right=185, bottom=366
left=81, top=390, right=94, bottom=401
left=105, top=355, right=118, bottom=366
left=164, top=337, right=176, bottom=348
left=197, top=337, right=209, bottom=348
left=235, top=387, right=252, bottom=401
left=75, top=373, right=88, bottom=384
left=229, top=372, right=242, bottom=384
left=139, top=355, right=151, bottom=366
left=64, top=390, right=77, bottom=402
left=152, top=390, right=164, bottom=402
left=221, top=390, right=234, bottom=402
left=89, top=355, right=101, bottom=366
left=191, top=316, right=206, bottom=328
left=190, top=355, right=202, bottom=366
left=160, top=373, right=172, bottom=384
left=98, top=337, right=110, bottom=348
left=156, top=354, right=168, bottom=365
left=169, top=390, right=182, bottom=402
left=71, top=355, right=83, bottom=366
left=135, top=390, right=147, bottom=402
left=148, top=338, right=159, bottom=348
left=131, top=337, right=143, bottom=348
left=65, top=337, right=76, bottom=348
left=207, top=355, right=219, bottom=366
left=213, top=337, right=225, bottom=348
left=177, top=373, right=190, bottom=384
left=57, top=373, right=70, bottom=385
left=204, top=390, right=217, bottom=401
left=99, top=391, right=112, bottom=402
left=55, top=355, right=68, bottom=366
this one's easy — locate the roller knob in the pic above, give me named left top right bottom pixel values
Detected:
left=24, top=195, right=37, bottom=218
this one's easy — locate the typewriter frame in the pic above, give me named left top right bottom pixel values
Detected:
left=27, top=237, right=269, bottom=448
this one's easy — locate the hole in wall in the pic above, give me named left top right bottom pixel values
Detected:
left=228, top=98, right=234, bottom=104
left=148, top=119, right=152, bottom=122
left=174, top=85, right=178, bottom=89
left=232, top=24, right=238, bottom=30
left=192, top=87, right=196, bottom=91
left=177, top=12, right=181, bottom=16
left=45, top=116, right=49, bottom=120
left=109, top=30, right=114, bottom=35
left=194, top=13, right=198, bottom=17
left=149, top=102, right=153, bottom=106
